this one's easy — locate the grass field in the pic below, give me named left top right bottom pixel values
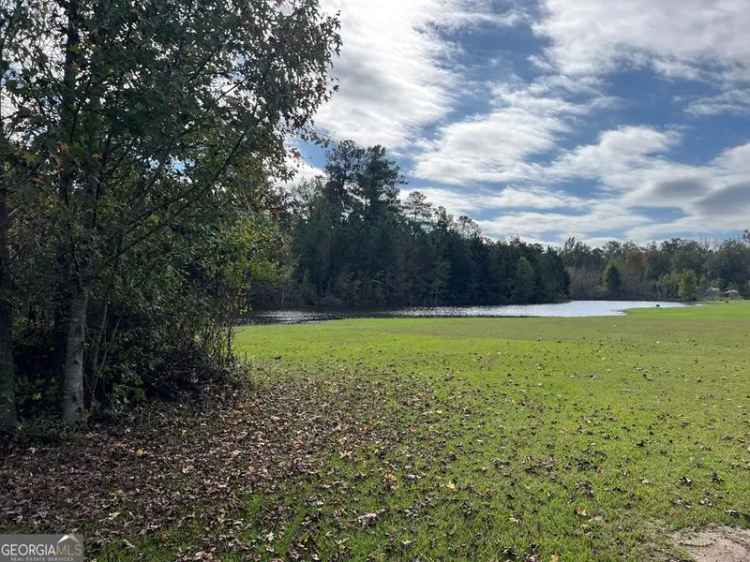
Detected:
left=227, top=301, right=750, bottom=562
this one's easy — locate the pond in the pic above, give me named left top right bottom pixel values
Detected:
left=245, top=300, right=688, bottom=324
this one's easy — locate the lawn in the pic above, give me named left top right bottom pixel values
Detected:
left=11, top=302, right=748, bottom=561
left=228, top=301, right=750, bottom=562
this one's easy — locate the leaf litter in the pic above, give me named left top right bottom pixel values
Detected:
left=0, top=373, right=405, bottom=559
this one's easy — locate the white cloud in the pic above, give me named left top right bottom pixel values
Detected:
left=472, top=134, right=750, bottom=243
left=287, top=157, right=324, bottom=184
left=625, top=213, right=749, bottom=242
left=412, top=83, right=605, bottom=185
left=298, top=1, right=750, bottom=244
left=534, top=0, right=750, bottom=81
left=401, top=186, right=587, bottom=216
left=315, top=0, right=521, bottom=148
left=615, top=141, right=750, bottom=222
left=687, top=89, right=750, bottom=117
left=477, top=202, right=652, bottom=244
left=488, top=186, right=586, bottom=209
left=546, top=126, right=682, bottom=185
left=712, top=142, right=750, bottom=177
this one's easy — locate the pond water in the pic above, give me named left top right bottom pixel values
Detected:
left=246, top=300, right=687, bottom=325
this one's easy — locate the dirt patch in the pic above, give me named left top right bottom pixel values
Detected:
left=673, top=527, right=750, bottom=562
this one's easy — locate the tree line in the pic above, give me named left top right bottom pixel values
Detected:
left=562, top=235, right=750, bottom=301
left=251, top=141, right=750, bottom=310
left=252, top=142, right=570, bottom=308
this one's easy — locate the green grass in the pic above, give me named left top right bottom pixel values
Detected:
left=229, top=301, right=750, bottom=562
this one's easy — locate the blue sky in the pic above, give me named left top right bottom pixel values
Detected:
left=292, top=0, right=750, bottom=245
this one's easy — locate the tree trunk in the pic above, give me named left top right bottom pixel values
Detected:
left=62, top=287, right=88, bottom=424
left=57, top=0, right=86, bottom=425
left=0, top=185, right=17, bottom=431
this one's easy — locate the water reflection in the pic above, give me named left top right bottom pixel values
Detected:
left=246, top=300, right=687, bottom=325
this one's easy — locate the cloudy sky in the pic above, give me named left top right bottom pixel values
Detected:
left=295, top=0, right=750, bottom=245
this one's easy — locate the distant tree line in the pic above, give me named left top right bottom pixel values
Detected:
left=252, top=142, right=570, bottom=308
left=252, top=142, right=750, bottom=309
left=562, top=235, right=750, bottom=301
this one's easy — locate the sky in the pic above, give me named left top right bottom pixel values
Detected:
left=293, top=0, right=750, bottom=246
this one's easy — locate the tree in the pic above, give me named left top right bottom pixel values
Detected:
left=678, top=270, right=698, bottom=301
left=323, top=140, right=362, bottom=222
left=5, top=0, right=340, bottom=423
left=537, top=248, right=569, bottom=302
left=603, top=262, right=622, bottom=297
left=354, top=145, right=401, bottom=221
left=402, top=191, right=433, bottom=228
left=0, top=167, right=15, bottom=430
left=0, top=0, right=36, bottom=431
left=456, top=216, right=480, bottom=239
left=717, top=240, right=750, bottom=291
left=512, top=256, right=536, bottom=303
left=277, top=142, right=575, bottom=310
left=670, top=239, right=707, bottom=277
left=292, top=141, right=407, bottom=307
left=430, top=258, right=451, bottom=305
